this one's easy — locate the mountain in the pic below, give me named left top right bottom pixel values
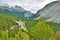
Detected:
left=0, top=5, right=34, bottom=19
left=32, top=1, right=60, bottom=23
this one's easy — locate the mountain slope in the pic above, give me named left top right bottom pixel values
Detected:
left=0, top=5, right=34, bottom=19
left=32, top=1, right=60, bottom=23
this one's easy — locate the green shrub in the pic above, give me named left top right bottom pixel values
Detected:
left=29, top=21, right=54, bottom=40
left=9, top=29, right=16, bottom=38
left=15, top=28, right=29, bottom=40
left=1, top=30, right=8, bottom=40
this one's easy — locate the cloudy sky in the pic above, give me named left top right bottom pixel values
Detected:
left=0, top=0, right=57, bottom=13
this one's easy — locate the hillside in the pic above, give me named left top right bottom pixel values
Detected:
left=0, top=5, right=34, bottom=19
left=32, top=1, right=60, bottom=23
left=0, top=13, right=18, bottom=30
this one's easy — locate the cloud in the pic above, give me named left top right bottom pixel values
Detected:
left=0, top=0, right=57, bottom=13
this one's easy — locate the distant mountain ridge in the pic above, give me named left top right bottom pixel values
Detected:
left=0, top=5, right=34, bottom=19
left=32, top=1, right=60, bottom=23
